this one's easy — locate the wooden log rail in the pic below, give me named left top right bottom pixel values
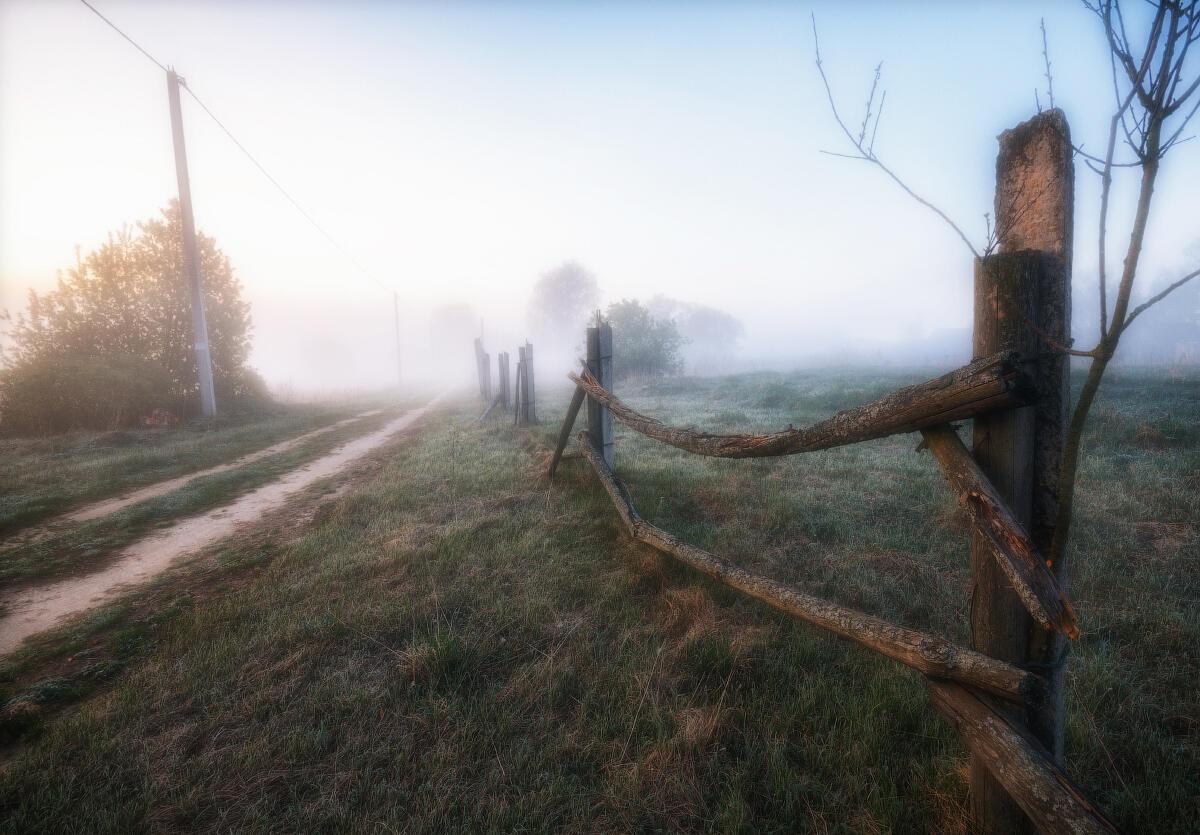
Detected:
left=547, top=384, right=586, bottom=477
left=928, top=681, right=1119, bottom=834
left=575, top=431, right=1041, bottom=705
left=921, top=426, right=1079, bottom=639
left=568, top=351, right=1032, bottom=459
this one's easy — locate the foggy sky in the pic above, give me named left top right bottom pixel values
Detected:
left=2, top=1, right=1197, bottom=394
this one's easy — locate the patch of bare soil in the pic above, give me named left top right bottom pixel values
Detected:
left=0, top=399, right=442, bottom=656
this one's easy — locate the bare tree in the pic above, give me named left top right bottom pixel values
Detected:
left=813, top=0, right=1200, bottom=569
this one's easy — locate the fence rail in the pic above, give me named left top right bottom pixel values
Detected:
left=568, top=350, right=1031, bottom=458
left=574, top=430, right=1038, bottom=703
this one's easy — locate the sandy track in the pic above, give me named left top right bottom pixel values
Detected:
left=3, top=410, right=382, bottom=547
left=0, top=397, right=441, bottom=656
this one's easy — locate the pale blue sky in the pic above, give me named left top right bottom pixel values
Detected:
left=2, top=1, right=1196, bottom=389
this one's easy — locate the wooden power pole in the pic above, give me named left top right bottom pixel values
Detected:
left=166, top=69, right=217, bottom=418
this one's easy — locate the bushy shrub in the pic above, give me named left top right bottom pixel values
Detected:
left=0, top=353, right=174, bottom=435
left=605, top=299, right=685, bottom=380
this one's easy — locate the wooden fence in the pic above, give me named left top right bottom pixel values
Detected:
left=541, top=111, right=1117, bottom=834
left=477, top=340, right=537, bottom=426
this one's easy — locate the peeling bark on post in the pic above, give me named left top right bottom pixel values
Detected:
left=576, top=432, right=1040, bottom=704
left=928, top=681, right=1117, bottom=835
left=971, top=108, right=1073, bottom=835
left=570, top=352, right=1033, bottom=459
left=921, top=425, right=1078, bottom=639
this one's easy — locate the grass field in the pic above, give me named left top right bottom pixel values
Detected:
left=0, top=369, right=1196, bottom=832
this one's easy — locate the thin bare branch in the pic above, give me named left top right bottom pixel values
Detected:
left=1118, top=266, right=1200, bottom=331
left=811, top=14, right=982, bottom=258
left=869, top=90, right=886, bottom=155
left=1042, top=18, right=1057, bottom=109
left=858, top=62, right=883, bottom=146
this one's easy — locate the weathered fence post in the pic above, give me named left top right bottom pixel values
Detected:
left=498, top=352, right=510, bottom=410
left=515, top=345, right=534, bottom=426
left=968, top=110, right=1072, bottom=834
left=524, top=340, right=537, bottom=423
left=586, top=321, right=614, bottom=468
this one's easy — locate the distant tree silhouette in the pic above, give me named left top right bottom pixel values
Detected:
left=528, top=261, right=600, bottom=351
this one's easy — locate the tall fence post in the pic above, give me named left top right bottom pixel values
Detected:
left=524, top=340, right=537, bottom=423
left=586, top=322, right=614, bottom=468
left=498, top=352, right=510, bottom=410
left=969, top=110, right=1073, bottom=834
left=515, top=345, right=527, bottom=426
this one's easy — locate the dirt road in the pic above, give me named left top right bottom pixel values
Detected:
left=3, top=411, right=382, bottom=550
left=0, top=398, right=441, bottom=656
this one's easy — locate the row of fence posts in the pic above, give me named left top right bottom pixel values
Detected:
left=476, top=339, right=536, bottom=426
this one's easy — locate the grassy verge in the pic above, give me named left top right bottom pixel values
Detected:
left=0, top=401, right=380, bottom=537
left=0, top=406, right=416, bottom=592
left=0, top=370, right=1195, bottom=832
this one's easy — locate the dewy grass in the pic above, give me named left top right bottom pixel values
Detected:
left=0, top=369, right=1196, bottom=832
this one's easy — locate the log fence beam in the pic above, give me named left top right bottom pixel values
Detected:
left=928, top=680, right=1117, bottom=835
left=921, top=425, right=1079, bottom=639
left=576, top=432, right=1040, bottom=704
left=570, top=351, right=1032, bottom=459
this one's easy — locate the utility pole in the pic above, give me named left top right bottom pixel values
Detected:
left=393, top=291, right=402, bottom=387
left=166, top=69, right=217, bottom=418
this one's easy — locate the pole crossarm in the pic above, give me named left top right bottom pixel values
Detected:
left=921, top=426, right=1080, bottom=639
left=575, top=432, right=1041, bottom=704
left=569, top=351, right=1033, bottom=459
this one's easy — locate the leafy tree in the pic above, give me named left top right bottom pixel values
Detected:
left=528, top=261, right=600, bottom=350
left=604, top=299, right=685, bottom=380
left=1, top=202, right=257, bottom=431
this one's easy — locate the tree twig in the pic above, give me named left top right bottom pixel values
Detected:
left=811, top=14, right=982, bottom=258
left=1118, top=266, right=1200, bottom=332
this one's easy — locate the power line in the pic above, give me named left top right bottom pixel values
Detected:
left=181, top=83, right=393, bottom=292
left=76, top=0, right=394, bottom=295
left=78, top=0, right=166, bottom=73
